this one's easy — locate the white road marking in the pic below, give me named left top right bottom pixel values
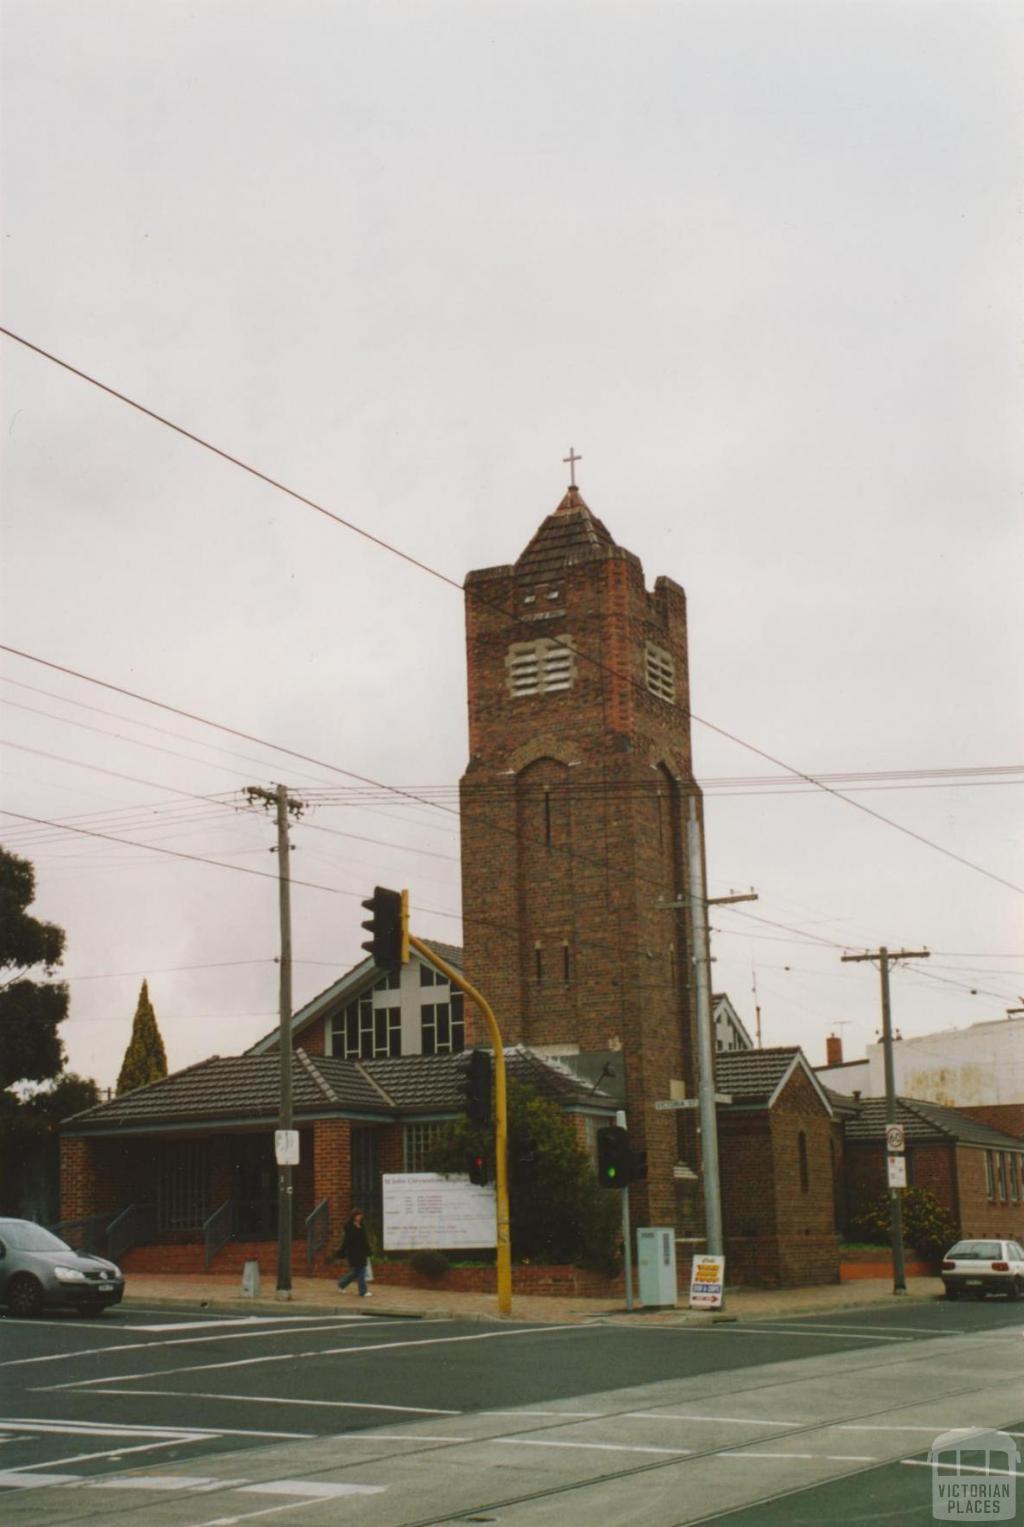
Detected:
left=729, top=1325, right=912, bottom=1343
left=718, top=1451, right=821, bottom=1460
left=0, top=1419, right=193, bottom=1439
left=3, top=1320, right=383, bottom=1368
left=6, top=1436, right=207, bottom=1472
left=45, top=1321, right=579, bottom=1389
left=482, top=1410, right=605, bottom=1419
left=841, top=1422, right=1024, bottom=1437
left=338, top=1434, right=466, bottom=1444
left=127, top=1318, right=356, bottom=1332
left=622, top=1413, right=803, bottom=1427
left=714, top=1331, right=915, bottom=1343
left=0, top=1472, right=80, bottom=1489
left=240, top=1480, right=385, bottom=1498
left=88, top=1475, right=233, bottom=1491
left=0, top=1417, right=310, bottom=1441
left=498, top=1438, right=691, bottom=1456
left=903, top=1458, right=1024, bottom=1479
left=92, top=1387, right=459, bottom=1415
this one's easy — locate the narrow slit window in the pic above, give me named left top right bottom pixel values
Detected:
left=544, top=790, right=552, bottom=845
left=562, top=942, right=571, bottom=982
left=798, top=1131, right=809, bottom=1193
left=534, top=945, right=543, bottom=984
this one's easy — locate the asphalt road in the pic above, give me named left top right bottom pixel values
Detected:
left=1, top=1297, right=1022, bottom=1524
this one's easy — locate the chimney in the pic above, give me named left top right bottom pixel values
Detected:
left=826, top=1033, right=844, bottom=1066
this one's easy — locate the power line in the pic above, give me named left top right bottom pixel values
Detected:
left=2, top=325, right=1020, bottom=897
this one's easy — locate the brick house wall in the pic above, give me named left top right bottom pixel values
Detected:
left=955, top=1145, right=1024, bottom=1239
left=460, top=497, right=703, bottom=1229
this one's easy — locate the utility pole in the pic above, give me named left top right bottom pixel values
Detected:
left=661, top=815, right=758, bottom=1261
left=841, top=945, right=929, bottom=1294
left=245, top=784, right=304, bottom=1300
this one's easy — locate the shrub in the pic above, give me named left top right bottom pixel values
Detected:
left=849, top=1187, right=957, bottom=1263
left=425, top=1080, right=621, bottom=1274
left=409, top=1249, right=450, bottom=1280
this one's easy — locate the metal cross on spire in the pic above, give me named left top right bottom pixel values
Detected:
left=562, top=447, right=581, bottom=488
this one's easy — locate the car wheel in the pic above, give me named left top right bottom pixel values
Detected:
left=1010, top=1278, right=1024, bottom=1301
left=6, top=1274, right=44, bottom=1318
left=945, top=1286, right=958, bottom=1301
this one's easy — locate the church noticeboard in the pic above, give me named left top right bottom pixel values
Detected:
left=689, top=1253, right=726, bottom=1310
left=382, top=1172, right=497, bottom=1250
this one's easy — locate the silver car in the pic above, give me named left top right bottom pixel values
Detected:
left=941, top=1237, right=1024, bottom=1300
left=0, top=1218, right=125, bottom=1317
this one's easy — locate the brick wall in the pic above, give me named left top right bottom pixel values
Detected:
left=312, top=1118, right=352, bottom=1246
left=955, top=1104, right=1024, bottom=1140
left=956, top=1145, right=1024, bottom=1238
left=460, top=511, right=702, bottom=1231
left=718, top=1069, right=840, bottom=1287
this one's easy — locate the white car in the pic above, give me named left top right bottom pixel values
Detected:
left=941, top=1238, right=1024, bottom=1300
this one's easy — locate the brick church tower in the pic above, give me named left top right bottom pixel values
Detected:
left=460, top=476, right=706, bottom=1227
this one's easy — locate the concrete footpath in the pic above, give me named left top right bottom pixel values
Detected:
left=122, top=1270, right=946, bottom=1327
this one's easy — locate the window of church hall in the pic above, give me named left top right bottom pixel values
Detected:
left=331, top=993, right=402, bottom=1059
left=404, top=1122, right=445, bottom=1171
left=645, top=642, right=675, bottom=703
left=421, top=990, right=465, bottom=1056
left=507, top=637, right=576, bottom=698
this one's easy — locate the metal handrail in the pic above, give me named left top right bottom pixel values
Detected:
left=106, top=1202, right=156, bottom=1264
left=305, top=1198, right=330, bottom=1275
left=48, top=1214, right=108, bottom=1257
left=202, top=1198, right=237, bottom=1270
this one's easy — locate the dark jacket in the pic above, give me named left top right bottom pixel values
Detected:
left=340, top=1219, right=370, bottom=1268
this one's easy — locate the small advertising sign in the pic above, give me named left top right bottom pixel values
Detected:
left=887, top=1153, right=907, bottom=1188
left=689, top=1253, right=726, bottom=1310
left=274, top=1129, right=300, bottom=1166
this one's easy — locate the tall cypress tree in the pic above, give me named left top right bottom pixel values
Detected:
left=116, top=980, right=168, bottom=1095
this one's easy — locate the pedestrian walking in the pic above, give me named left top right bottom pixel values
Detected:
left=337, top=1208, right=373, bottom=1298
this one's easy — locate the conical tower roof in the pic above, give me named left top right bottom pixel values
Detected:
left=514, top=485, right=619, bottom=582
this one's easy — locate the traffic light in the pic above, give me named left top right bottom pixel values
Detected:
left=597, top=1125, right=636, bottom=1189
left=463, top=1048, right=492, bottom=1128
left=360, top=886, right=409, bottom=969
left=466, top=1149, right=489, bottom=1186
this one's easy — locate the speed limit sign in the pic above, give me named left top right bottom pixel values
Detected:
left=886, top=1124, right=905, bottom=1154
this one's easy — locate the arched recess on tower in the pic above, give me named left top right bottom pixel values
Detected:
left=513, top=755, right=576, bottom=1045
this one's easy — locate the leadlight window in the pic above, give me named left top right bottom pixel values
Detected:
left=404, top=1122, right=445, bottom=1171
left=507, top=637, right=576, bottom=698
left=420, top=964, right=449, bottom=988
left=421, top=991, right=465, bottom=1056
left=645, top=642, right=676, bottom=703
left=332, top=995, right=402, bottom=1059
left=985, top=1151, right=995, bottom=1199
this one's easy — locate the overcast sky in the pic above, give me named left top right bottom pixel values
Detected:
left=2, top=0, right=1021, bottom=1092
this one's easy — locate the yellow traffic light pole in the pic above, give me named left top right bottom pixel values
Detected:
left=408, top=932, right=512, bottom=1317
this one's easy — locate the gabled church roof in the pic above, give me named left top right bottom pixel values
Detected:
left=715, top=1046, right=835, bottom=1116
left=245, top=939, right=464, bottom=1056
left=514, top=486, right=620, bottom=582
